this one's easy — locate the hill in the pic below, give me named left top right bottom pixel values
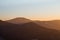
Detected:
left=6, top=17, right=32, bottom=24
left=34, top=20, right=60, bottom=30
left=6, top=17, right=60, bottom=30
left=0, top=20, right=60, bottom=40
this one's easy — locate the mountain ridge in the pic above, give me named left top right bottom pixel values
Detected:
left=5, top=17, right=60, bottom=30
left=0, top=20, right=60, bottom=40
left=6, top=17, right=32, bottom=24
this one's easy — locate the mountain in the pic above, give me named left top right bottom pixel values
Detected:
left=6, top=17, right=60, bottom=30
left=34, top=20, right=60, bottom=30
left=0, top=20, right=60, bottom=40
left=6, top=17, right=32, bottom=24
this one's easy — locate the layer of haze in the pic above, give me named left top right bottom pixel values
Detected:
left=0, top=0, right=60, bottom=21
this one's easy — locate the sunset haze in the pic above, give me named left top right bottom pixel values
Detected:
left=0, top=0, right=60, bottom=21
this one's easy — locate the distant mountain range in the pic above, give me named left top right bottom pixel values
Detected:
left=6, top=17, right=60, bottom=30
left=0, top=17, right=60, bottom=40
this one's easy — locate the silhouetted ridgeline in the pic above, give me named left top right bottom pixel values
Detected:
left=6, top=17, right=60, bottom=30
left=6, top=17, right=32, bottom=24
left=0, top=19, right=60, bottom=40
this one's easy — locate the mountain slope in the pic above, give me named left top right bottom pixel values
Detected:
left=34, top=20, right=60, bottom=30
left=6, top=17, right=60, bottom=30
left=6, top=17, right=32, bottom=24
left=0, top=20, right=60, bottom=40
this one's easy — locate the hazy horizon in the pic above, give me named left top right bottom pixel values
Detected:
left=0, top=0, right=60, bottom=21
left=0, top=17, right=60, bottom=21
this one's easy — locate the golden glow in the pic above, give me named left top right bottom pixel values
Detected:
left=0, top=15, right=60, bottom=21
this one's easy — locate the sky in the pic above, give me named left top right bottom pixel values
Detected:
left=0, top=0, right=60, bottom=21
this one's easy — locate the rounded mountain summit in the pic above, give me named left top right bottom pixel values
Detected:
left=6, top=17, right=32, bottom=24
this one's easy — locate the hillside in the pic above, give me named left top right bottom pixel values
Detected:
left=6, top=17, right=32, bottom=24
left=0, top=20, right=60, bottom=40
left=34, top=20, right=60, bottom=30
left=6, top=17, right=60, bottom=30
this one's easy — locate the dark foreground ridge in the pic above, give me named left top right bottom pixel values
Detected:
left=0, top=20, right=60, bottom=40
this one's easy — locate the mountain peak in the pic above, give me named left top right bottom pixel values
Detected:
left=12, top=17, right=30, bottom=20
left=6, top=17, right=32, bottom=24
